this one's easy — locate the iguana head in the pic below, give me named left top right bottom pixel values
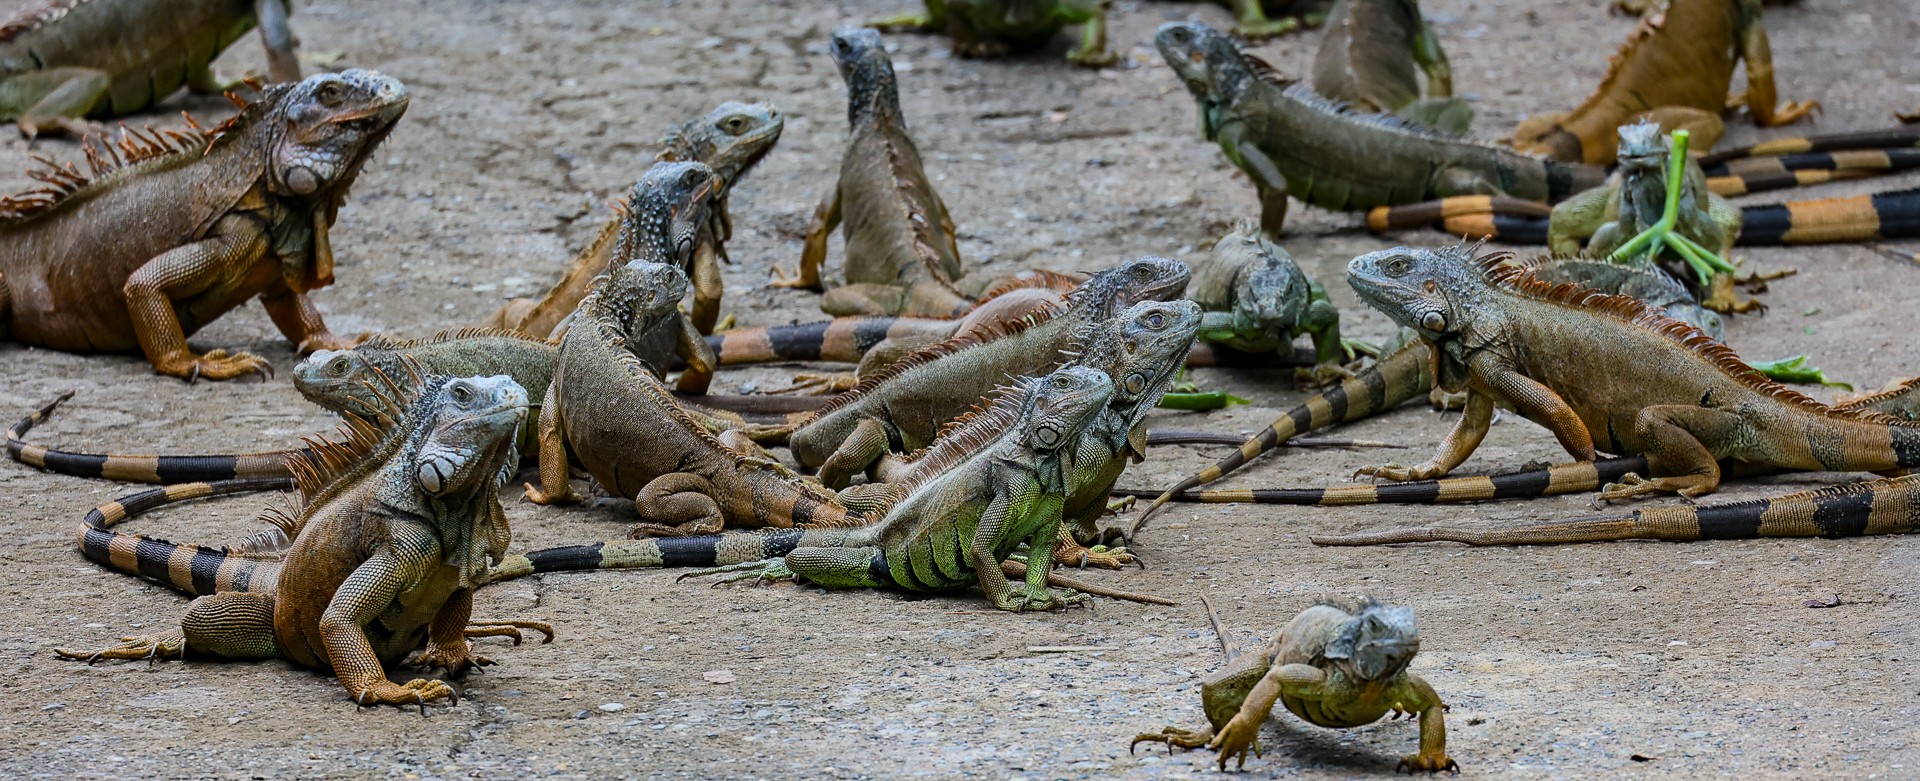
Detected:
left=1155, top=22, right=1218, bottom=103
left=1081, top=300, right=1203, bottom=411
left=1324, top=599, right=1420, bottom=682
left=1615, top=119, right=1668, bottom=176
left=1346, top=245, right=1492, bottom=342
left=293, top=348, right=410, bottom=420
left=1020, top=366, right=1115, bottom=454
left=829, top=28, right=903, bottom=128
left=615, top=161, right=724, bottom=271
left=656, top=102, right=785, bottom=187
left=1220, top=222, right=1311, bottom=335
left=596, top=260, right=693, bottom=343
left=1077, top=256, right=1191, bottom=318
left=383, top=375, right=528, bottom=585
left=266, top=69, right=409, bottom=200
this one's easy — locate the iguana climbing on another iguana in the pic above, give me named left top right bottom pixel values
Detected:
left=55, top=374, right=553, bottom=710
left=1155, top=22, right=1604, bottom=238
left=773, top=28, right=985, bottom=317
left=873, top=1, right=1117, bottom=66
left=1312, top=0, right=1468, bottom=135
left=0, top=70, right=407, bottom=381
left=1511, top=0, right=1817, bottom=165
left=486, top=102, right=784, bottom=337
left=1132, top=596, right=1456, bottom=773
left=0, top=0, right=301, bottom=138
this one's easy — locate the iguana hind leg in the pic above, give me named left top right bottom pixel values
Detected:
left=1600, top=404, right=1736, bottom=500
left=2, top=67, right=110, bottom=139
left=773, top=189, right=838, bottom=290
left=821, top=284, right=908, bottom=317
left=630, top=473, right=727, bottom=537
left=817, top=418, right=893, bottom=489
left=1731, top=4, right=1819, bottom=127
left=56, top=591, right=280, bottom=663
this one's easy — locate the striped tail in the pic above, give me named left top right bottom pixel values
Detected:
left=1134, top=339, right=1435, bottom=524
left=483, top=527, right=837, bottom=583
left=1737, top=187, right=1920, bottom=245
left=9, top=393, right=299, bottom=484
left=1311, top=474, right=1920, bottom=546
left=1127, top=457, right=1647, bottom=507
left=707, top=317, right=915, bottom=365
left=78, top=478, right=293, bottom=595
left=1705, top=149, right=1920, bottom=196
left=1697, top=125, right=1920, bottom=165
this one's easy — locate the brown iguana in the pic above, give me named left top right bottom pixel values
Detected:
left=873, top=1, right=1117, bottom=67
left=0, top=69, right=407, bottom=381
left=0, top=0, right=300, bottom=138
left=1312, top=0, right=1468, bottom=135
left=773, top=28, right=981, bottom=317
left=55, top=374, right=553, bottom=710
left=1341, top=244, right=1920, bottom=500
left=787, top=256, right=1190, bottom=488
left=1132, top=596, right=1456, bottom=773
left=486, top=102, right=784, bottom=337
left=1511, top=0, right=1818, bottom=165
left=1155, top=21, right=1604, bottom=238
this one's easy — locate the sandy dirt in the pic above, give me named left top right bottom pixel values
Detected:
left=2, top=0, right=1918, bottom=778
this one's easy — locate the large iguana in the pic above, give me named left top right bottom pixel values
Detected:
left=0, top=0, right=300, bottom=138
left=0, top=70, right=407, bottom=381
left=787, top=256, right=1190, bottom=488
left=55, top=374, right=553, bottom=709
left=491, top=365, right=1119, bottom=612
left=1341, top=244, right=1920, bottom=500
left=1312, top=0, right=1467, bottom=135
left=1511, top=0, right=1818, bottom=165
left=486, top=102, right=784, bottom=337
left=1132, top=596, right=1456, bottom=773
left=1156, top=22, right=1603, bottom=238
left=773, top=28, right=982, bottom=317
left=873, top=1, right=1116, bottom=66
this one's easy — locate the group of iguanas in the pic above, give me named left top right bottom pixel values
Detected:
left=1, top=0, right=1913, bottom=774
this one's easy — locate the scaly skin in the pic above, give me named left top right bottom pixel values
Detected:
left=1343, top=245, right=1920, bottom=501
left=55, top=375, right=552, bottom=710
left=774, top=28, right=979, bottom=316
left=1132, top=597, right=1456, bottom=773
left=0, top=70, right=406, bottom=381
left=875, top=0, right=1117, bottom=66
left=1312, top=0, right=1469, bottom=135
left=1156, top=22, right=1603, bottom=238
left=1511, top=0, right=1818, bottom=166
left=489, top=366, right=1117, bottom=613
left=0, top=0, right=300, bottom=138
left=1210, top=0, right=1329, bottom=39
left=1191, top=220, right=1354, bottom=385
left=488, top=102, right=783, bottom=337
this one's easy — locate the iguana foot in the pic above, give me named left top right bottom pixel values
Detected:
left=296, top=332, right=363, bottom=353
left=1053, top=542, right=1136, bottom=570
left=464, top=619, right=556, bottom=645
left=1598, top=472, right=1713, bottom=501
left=404, top=642, right=494, bottom=676
left=1207, top=711, right=1265, bottom=770
left=767, top=264, right=822, bottom=291
left=771, top=372, right=859, bottom=396
left=160, top=349, right=273, bottom=383
left=992, top=584, right=1090, bottom=612
left=1130, top=726, right=1214, bottom=754
left=1397, top=752, right=1461, bottom=774
left=17, top=115, right=104, bottom=141
left=1066, top=46, right=1119, bottom=68
left=676, top=558, right=794, bottom=586
left=350, top=677, right=458, bottom=709
left=1356, top=461, right=1443, bottom=482
left=1701, top=274, right=1764, bottom=313
left=1297, top=362, right=1357, bottom=388
left=713, top=314, right=736, bottom=332
left=55, top=630, right=186, bottom=664
left=521, top=481, right=584, bottom=505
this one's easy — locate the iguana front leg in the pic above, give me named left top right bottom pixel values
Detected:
left=1731, top=0, right=1819, bottom=126
left=1547, top=184, right=1616, bottom=258
left=1410, top=10, right=1454, bottom=98
left=405, top=589, right=493, bottom=675
left=255, top=0, right=302, bottom=83
left=1225, top=0, right=1304, bottom=38
left=524, top=383, right=583, bottom=505
left=7, top=67, right=110, bottom=139
left=816, top=418, right=893, bottom=489
left=261, top=283, right=353, bottom=354
left=774, top=187, right=839, bottom=290
left=688, top=240, right=725, bottom=335
left=320, top=534, right=458, bottom=708
left=1358, top=389, right=1493, bottom=481
left=1389, top=672, right=1459, bottom=773
left=1215, top=122, right=1290, bottom=239
left=1480, top=362, right=1597, bottom=461
left=1065, top=0, right=1119, bottom=67
left=123, top=217, right=274, bottom=381
left=1209, top=662, right=1328, bottom=770
left=673, top=311, right=717, bottom=394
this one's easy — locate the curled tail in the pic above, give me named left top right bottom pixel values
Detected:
left=78, top=478, right=293, bottom=595
left=9, top=393, right=300, bottom=484
left=483, top=527, right=853, bottom=583
left=1311, top=474, right=1920, bottom=547
left=1135, top=457, right=1648, bottom=507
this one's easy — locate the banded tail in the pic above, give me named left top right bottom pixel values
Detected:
left=705, top=316, right=934, bottom=365
left=9, top=393, right=301, bottom=484
left=1311, top=474, right=1920, bottom=546
left=1371, top=186, right=1920, bottom=247
left=1705, top=149, right=1920, bottom=196
left=1119, top=457, right=1647, bottom=507
left=1697, top=125, right=1920, bottom=165
left=484, top=528, right=837, bottom=583
left=78, top=478, right=294, bottom=595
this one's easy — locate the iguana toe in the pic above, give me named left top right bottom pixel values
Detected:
left=55, top=631, right=186, bottom=664
left=767, top=264, right=821, bottom=290
left=354, top=678, right=458, bottom=709
left=521, top=482, right=583, bottom=506
left=771, top=372, right=859, bottom=395
left=1130, top=726, right=1214, bottom=754
left=464, top=619, right=556, bottom=645
left=1397, top=752, right=1460, bottom=774
left=171, top=349, right=273, bottom=383
left=404, top=643, right=494, bottom=676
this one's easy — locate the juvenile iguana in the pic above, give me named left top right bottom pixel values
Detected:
left=493, top=365, right=1119, bottom=612
left=0, top=0, right=300, bottom=138
left=1155, top=22, right=1604, bottom=238
left=1190, top=220, right=1353, bottom=384
left=56, top=374, right=553, bottom=710
left=1132, top=596, right=1456, bottom=773
left=1510, top=0, right=1817, bottom=165
left=487, top=102, right=784, bottom=337
left=0, top=69, right=407, bottom=381
left=787, top=256, right=1189, bottom=488
left=873, top=1, right=1117, bottom=66
left=1312, top=0, right=1468, bottom=135
left=773, top=28, right=981, bottom=317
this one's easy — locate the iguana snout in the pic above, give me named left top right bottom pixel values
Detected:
left=1024, top=366, right=1114, bottom=451
left=415, top=375, right=528, bottom=497
left=663, top=102, right=786, bottom=183
left=1106, top=256, right=1191, bottom=309
left=1154, top=22, right=1219, bottom=98
left=274, top=70, right=409, bottom=194
left=1347, top=246, right=1467, bottom=337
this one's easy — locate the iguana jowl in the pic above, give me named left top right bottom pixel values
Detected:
left=0, top=69, right=407, bottom=381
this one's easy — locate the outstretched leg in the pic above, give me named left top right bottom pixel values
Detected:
left=56, top=591, right=281, bottom=663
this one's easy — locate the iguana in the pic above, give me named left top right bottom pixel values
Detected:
left=525, top=260, right=860, bottom=536
left=1201, top=0, right=1330, bottom=39
left=1312, top=472, right=1920, bottom=546
left=1190, top=220, right=1354, bottom=384
left=1312, top=0, right=1468, bottom=135
left=0, top=69, right=407, bottom=381
left=872, top=1, right=1117, bottom=66
left=787, top=256, right=1190, bottom=488
left=1510, top=0, right=1817, bottom=165
left=1341, top=244, right=1920, bottom=500
left=486, top=102, right=784, bottom=337
left=1132, top=596, right=1456, bottom=773
left=772, top=28, right=981, bottom=317
left=1155, top=21, right=1604, bottom=238
left=491, top=365, right=1119, bottom=612
left=55, top=374, right=554, bottom=710
left=0, top=0, right=300, bottom=138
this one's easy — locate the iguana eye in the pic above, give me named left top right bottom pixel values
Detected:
left=451, top=383, right=474, bottom=404
left=1146, top=313, right=1166, bottom=328
left=722, top=116, right=749, bottom=134
left=328, top=356, right=350, bottom=376
left=1386, top=258, right=1411, bottom=276
left=315, top=81, right=344, bottom=106
left=1132, top=265, right=1152, bottom=279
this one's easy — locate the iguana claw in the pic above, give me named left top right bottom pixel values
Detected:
left=1130, top=726, right=1214, bottom=754
left=1397, top=752, right=1461, bottom=774
left=55, top=631, right=186, bottom=665
left=464, top=619, right=556, bottom=645
left=676, top=558, right=793, bottom=586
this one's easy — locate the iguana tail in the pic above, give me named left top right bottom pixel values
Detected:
left=1120, top=457, right=1648, bottom=506
left=1697, top=125, right=1920, bottom=165
left=1706, top=149, right=1920, bottom=196
left=483, top=527, right=858, bottom=583
left=1310, top=474, right=1920, bottom=546
left=706, top=316, right=935, bottom=364
left=9, top=393, right=300, bottom=484
left=77, top=478, right=294, bottom=595
left=1372, top=186, right=1920, bottom=247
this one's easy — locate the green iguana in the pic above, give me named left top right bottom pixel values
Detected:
left=873, top=1, right=1117, bottom=66
left=487, top=102, right=784, bottom=337
left=1190, top=220, right=1354, bottom=384
left=773, top=28, right=983, bottom=317
left=491, top=365, right=1118, bottom=612
left=1511, top=0, right=1818, bottom=166
left=1133, top=596, right=1456, bottom=773
left=1312, top=0, right=1468, bottom=135
left=1201, top=0, right=1330, bottom=39
left=0, top=0, right=300, bottom=138
left=0, top=70, right=407, bottom=381
left=55, top=374, right=553, bottom=709
left=1156, top=21, right=1603, bottom=238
